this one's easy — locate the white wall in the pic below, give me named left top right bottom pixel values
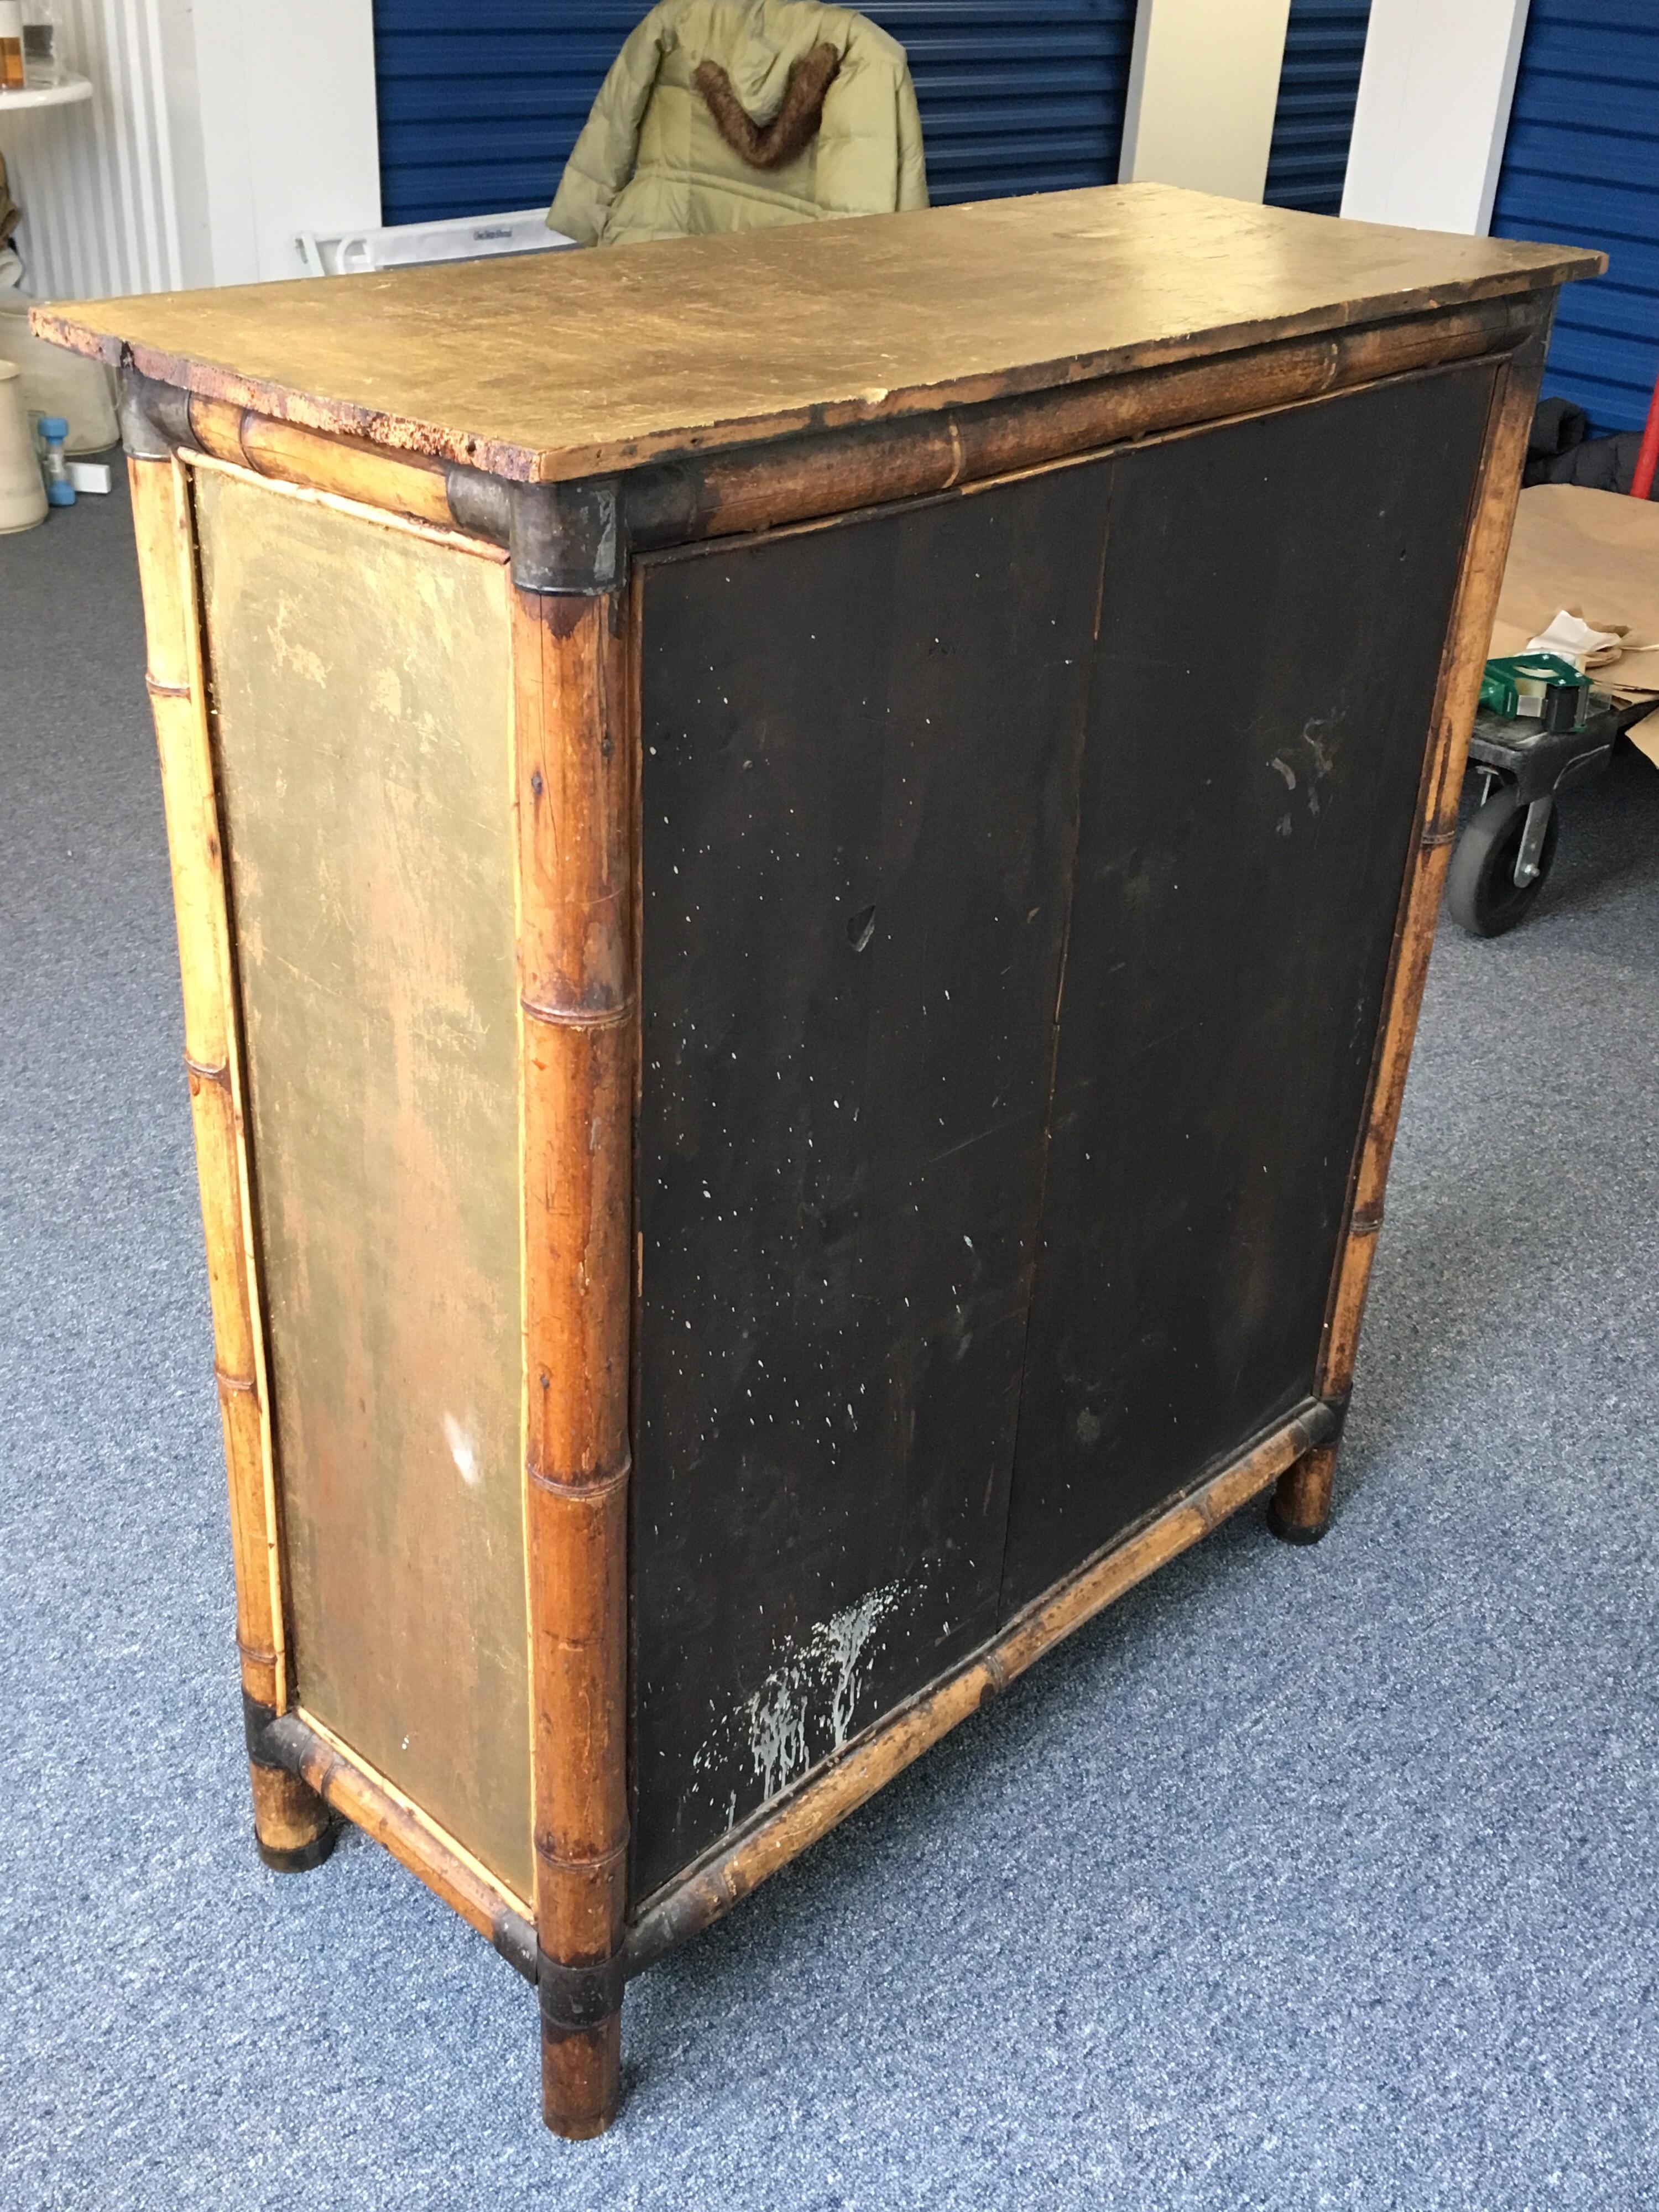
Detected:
left=182, top=0, right=381, bottom=288
left=1342, top=0, right=1532, bottom=235
left=1119, top=0, right=1294, bottom=204
left=0, top=0, right=379, bottom=300
left=0, top=0, right=184, bottom=299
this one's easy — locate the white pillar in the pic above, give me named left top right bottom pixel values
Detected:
left=0, top=0, right=379, bottom=299
left=1341, top=0, right=1532, bottom=235
left=1118, top=0, right=1295, bottom=205
left=180, top=0, right=381, bottom=287
left=0, top=0, right=187, bottom=300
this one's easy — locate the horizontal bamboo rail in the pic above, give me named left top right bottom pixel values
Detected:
left=127, top=298, right=1541, bottom=577
left=622, top=298, right=1540, bottom=550
left=257, top=1399, right=1334, bottom=2012
left=262, top=1713, right=538, bottom=1975
left=182, top=392, right=456, bottom=528
left=625, top=1397, right=1337, bottom=1974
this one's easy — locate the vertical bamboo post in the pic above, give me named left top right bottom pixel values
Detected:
left=126, top=435, right=333, bottom=1868
left=511, top=564, right=634, bottom=2140
left=1270, top=319, right=1553, bottom=1545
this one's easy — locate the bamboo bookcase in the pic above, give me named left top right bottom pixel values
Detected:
left=39, top=185, right=1599, bottom=2138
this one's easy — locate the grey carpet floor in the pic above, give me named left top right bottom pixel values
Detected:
left=4, top=467, right=1658, bottom=2212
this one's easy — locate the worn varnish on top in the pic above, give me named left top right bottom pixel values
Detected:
left=35, top=184, right=1599, bottom=482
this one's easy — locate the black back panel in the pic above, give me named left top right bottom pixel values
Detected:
left=633, top=470, right=1108, bottom=1897
left=997, top=363, right=1496, bottom=1611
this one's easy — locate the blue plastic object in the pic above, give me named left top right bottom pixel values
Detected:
left=38, top=415, right=75, bottom=507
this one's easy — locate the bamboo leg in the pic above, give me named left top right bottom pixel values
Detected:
left=128, top=446, right=332, bottom=1869
left=1266, top=1443, right=1337, bottom=1546
left=512, top=584, right=633, bottom=2140
left=249, top=1757, right=338, bottom=1872
left=1274, top=321, right=1553, bottom=1551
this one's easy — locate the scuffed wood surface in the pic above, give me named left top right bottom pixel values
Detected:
left=35, top=185, right=1600, bottom=482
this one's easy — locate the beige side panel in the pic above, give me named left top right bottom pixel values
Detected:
left=194, top=466, right=530, bottom=1898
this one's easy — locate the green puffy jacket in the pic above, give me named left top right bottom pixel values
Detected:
left=548, top=0, right=928, bottom=247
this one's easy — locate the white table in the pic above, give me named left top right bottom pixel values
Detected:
left=0, top=74, right=95, bottom=296
left=0, top=73, right=92, bottom=112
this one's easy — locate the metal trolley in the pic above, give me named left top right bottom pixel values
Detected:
left=1449, top=663, right=1656, bottom=936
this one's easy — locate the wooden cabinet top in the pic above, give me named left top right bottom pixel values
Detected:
left=39, top=183, right=1599, bottom=484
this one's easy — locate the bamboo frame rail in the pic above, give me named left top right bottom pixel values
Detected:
left=511, top=583, right=635, bottom=2139
left=621, top=296, right=1541, bottom=552
left=256, top=1397, right=1333, bottom=1990
left=130, top=296, right=1538, bottom=573
left=1270, top=315, right=1553, bottom=1545
left=126, top=447, right=331, bottom=1869
left=261, top=1712, right=538, bottom=1976
left=182, top=389, right=456, bottom=528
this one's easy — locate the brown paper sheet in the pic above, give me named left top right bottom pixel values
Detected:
left=1490, top=482, right=1659, bottom=767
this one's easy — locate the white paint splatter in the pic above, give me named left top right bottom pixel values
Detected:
left=744, top=1674, right=814, bottom=1804
left=820, top=1588, right=896, bottom=1750
left=443, top=1412, right=481, bottom=1488
left=720, top=1582, right=905, bottom=1807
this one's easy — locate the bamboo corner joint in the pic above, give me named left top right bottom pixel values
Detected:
left=53, top=186, right=1600, bottom=2141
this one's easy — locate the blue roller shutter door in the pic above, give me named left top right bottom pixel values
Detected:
left=1490, top=0, right=1659, bottom=436
left=1262, top=0, right=1373, bottom=219
left=372, top=1, right=1137, bottom=228
left=861, top=3, right=1137, bottom=204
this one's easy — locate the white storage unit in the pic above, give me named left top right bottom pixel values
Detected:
left=295, top=206, right=574, bottom=278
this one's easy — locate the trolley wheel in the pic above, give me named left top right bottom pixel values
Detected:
left=1445, top=785, right=1559, bottom=937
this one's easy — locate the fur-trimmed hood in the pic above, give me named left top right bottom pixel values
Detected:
left=695, top=42, right=841, bottom=171
left=549, top=0, right=927, bottom=248
left=703, top=0, right=831, bottom=124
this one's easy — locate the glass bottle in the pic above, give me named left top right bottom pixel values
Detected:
left=21, top=0, right=55, bottom=84
left=0, top=5, right=25, bottom=94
